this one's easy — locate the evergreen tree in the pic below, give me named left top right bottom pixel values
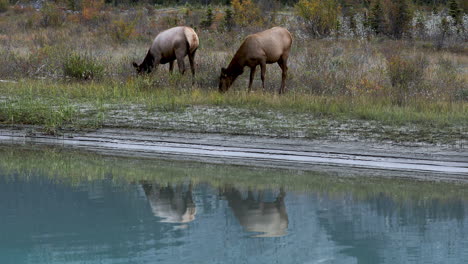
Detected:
left=348, top=7, right=357, bottom=36
left=390, top=0, right=413, bottom=39
left=223, top=8, right=234, bottom=31
left=448, top=0, right=462, bottom=26
left=201, top=7, right=214, bottom=29
left=368, top=0, right=384, bottom=35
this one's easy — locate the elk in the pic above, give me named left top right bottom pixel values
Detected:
left=219, top=27, right=292, bottom=94
left=133, top=26, right=199, bottom=81
left=222, top=187, right=288, bottom=237
left=141, top=182, right=196, bottom=224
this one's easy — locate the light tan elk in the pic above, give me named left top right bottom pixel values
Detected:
left=219, top=27, right=292, bottom=94
left=222, top=187, right=288, bottom=237
left=141, top=182, right=196, bottom=224
left=133, top=26, right=199, bottom=80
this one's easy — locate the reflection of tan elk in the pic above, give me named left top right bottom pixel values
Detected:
left=141, top=183, right=196, bottom=224
left=222, top=187, right=288, bottom=237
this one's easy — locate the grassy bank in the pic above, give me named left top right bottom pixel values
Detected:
left=0, top=79, right=467, bottom=143
left=0, top=4, right=467, bottom=143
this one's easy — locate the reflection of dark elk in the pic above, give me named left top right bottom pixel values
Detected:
left=218, top=27, right=292, bottom=94
left=141, top=183, right=196, bottom=224
left=221, top=187, right=288, bottom=237
left=133, top=26, right=199, bottom=80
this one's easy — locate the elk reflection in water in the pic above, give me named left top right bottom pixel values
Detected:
left=221, top=186, right=288, bottom=237
left=141, top=182, right=196, bottom=225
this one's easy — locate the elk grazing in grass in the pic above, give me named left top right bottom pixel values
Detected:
left=133, top=26, right=199, bottom=81
left=219, top=27, right=292, bottom=94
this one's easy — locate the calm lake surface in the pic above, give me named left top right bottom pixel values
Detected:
left=1, top=146, right=468, bottom=264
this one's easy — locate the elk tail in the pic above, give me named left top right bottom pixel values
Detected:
left=184, top=27, right=199, bottom=54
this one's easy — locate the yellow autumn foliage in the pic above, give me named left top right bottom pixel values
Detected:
left=295, top=0, right=341, bottom=37
left=82, top=0, right=105, bottom=21
left=231, top=0, right=263, bottom=27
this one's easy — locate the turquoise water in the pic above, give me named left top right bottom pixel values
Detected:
left=1, top=149, right=468, bottom=263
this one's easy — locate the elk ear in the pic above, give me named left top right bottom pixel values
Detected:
left=132, top=62, right=138, bottom=68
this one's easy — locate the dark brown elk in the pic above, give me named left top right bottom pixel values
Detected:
left=219, top=27, right=292, bottom=94
left=133, top=26, right=199, bottom=80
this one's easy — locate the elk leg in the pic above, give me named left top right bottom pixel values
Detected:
left=260, top=61, right=266, bottom=91
left=169, top=60, right=174, bottom=74
left=151, top=54, right=161, bottom=74
left=174, top=48, right=186, bottom=75
left=278, top=58, right=288, bottom=94
left=176, top=57, right=186, bottom=75
left=188, top=50, right=196, bottom=85
left=188, top=50, right=196, bottom=76
left=248, top=66, right=256, bottom=92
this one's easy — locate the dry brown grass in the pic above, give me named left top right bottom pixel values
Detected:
left=0, top=4, right=466, bottom=103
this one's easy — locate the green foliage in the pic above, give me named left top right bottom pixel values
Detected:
left=0, top=0, right=9, bottom=13
left=435, top=16, right=450, bottom=49
left=109, top=18, right=137, bottom=43
left=66, top=0, right=82, bottom=11
left=63, top=53, right=104, bottom=80
left=201, top=7, right=214, bottom=29
left=387, top=54, right=428, bottom=105
left=448, top=0, right=463, bottom=25
left=223, top=8, right=234, bottom=31
left=368, top=0, right=384, bottom=34
left=388, top=0, right=413, bottom=39
left=414, top=12, right=426, bottom=39
left=231, top=0, right=263, bottom=27
left=295, top=0, right=342, bottom=37
left=0, top=99, right=77, bottom=135
left=348, top=8, right=357, bottom=35
left=40, top=2, right=65, bottom=27
left=367, top=0, right=413, bottom=38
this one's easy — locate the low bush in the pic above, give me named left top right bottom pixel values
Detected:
left=109, top=19, right=137, bottom=43
left=63, top=53, right=104, bottom=80
left=295, top=0, right=341, bottom=37
left=40, top=2, right=65, bottom=27
left=0, top=0, right=9, bottom=13
left=386, top=54, right=428, bottom=105
left=231, top=0, right=263, bottom=27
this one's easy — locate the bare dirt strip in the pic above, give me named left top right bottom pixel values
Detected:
left=1, top=127, right=467, bottom=182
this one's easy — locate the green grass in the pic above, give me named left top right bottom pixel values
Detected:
left=1, top=79, right=466, bottom=130
left=1, top=145, right=468, bottom=202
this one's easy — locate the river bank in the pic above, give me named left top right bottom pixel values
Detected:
left=1, top=127, right=467, bottom=182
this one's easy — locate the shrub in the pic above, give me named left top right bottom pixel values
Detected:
left=82, top=0, right=105, bottom=22
left=295, top=0, right=341, bottom=37
left=386, top=0, right=413, bottom=39
left=110, top=19, right=137, bottom=43
left=201, top=7, right=214, bottom=29
left=368, top=0, right=385, bottom=35
left=0, top=0, right=9, bottom=13
left=223, top=8, right=234, bottom=31
left=348, top=9, right=357, bottom=36
left=66, top=0, right=81, bottom=11
left=63, top=53, right=104, bottom=80
left=435, top=16, right=450, bottom=50
left=40, top=2, right=65, bottom=27
left=160, top=14, right=180, bottom=28
left=231, top=0, right=263, bottom=27
left=448, top=0, right=463, bottom=26
left=386, top=54, right=427, bottom=105
left=414, top=12, right=426, bottom=39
